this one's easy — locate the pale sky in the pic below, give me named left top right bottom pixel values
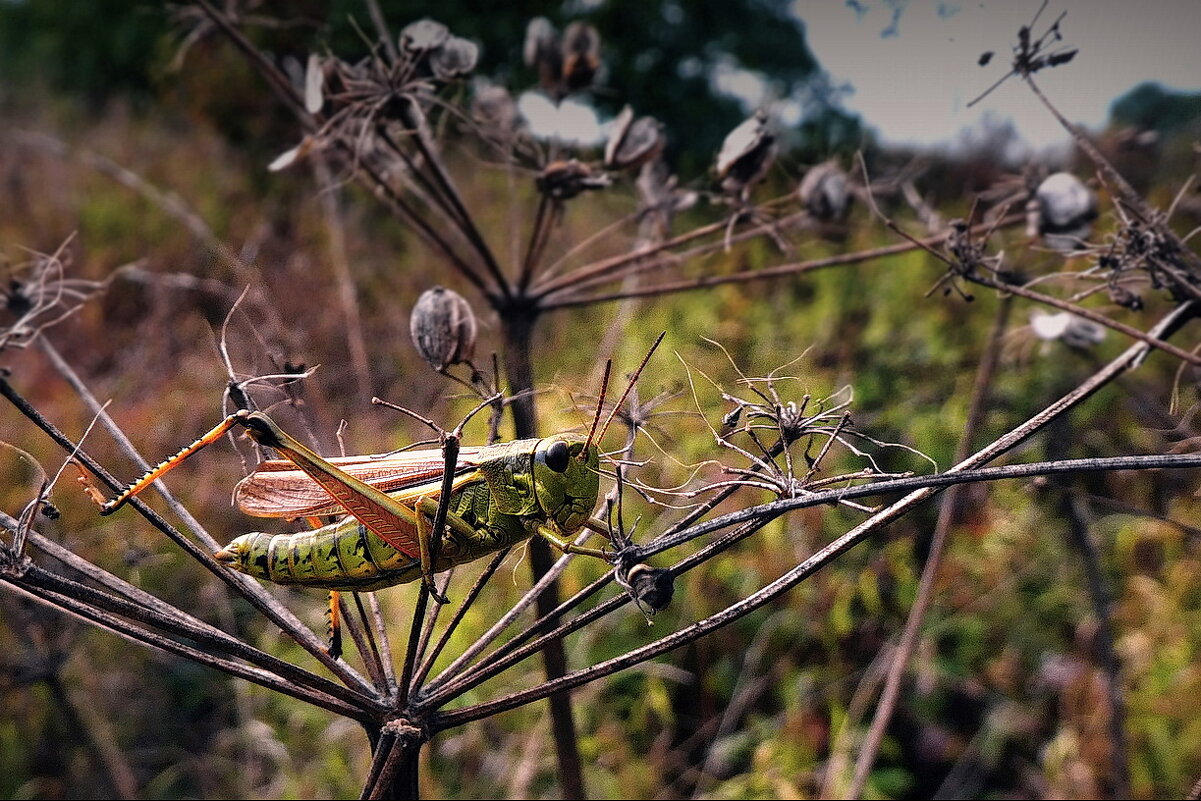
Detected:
left=517, top=0, right=1200, bottom=159
left=797, top=0, right=1201, bottom=154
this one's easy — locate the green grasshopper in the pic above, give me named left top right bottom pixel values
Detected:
left=91, top=353, right=671, bottom=614
left=98, top=412, right=611, bottom=592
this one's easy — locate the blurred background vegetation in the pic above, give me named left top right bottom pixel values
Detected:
left=2, top=1, right=1201, bottom=799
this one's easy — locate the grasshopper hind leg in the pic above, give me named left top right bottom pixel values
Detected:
left=326, top=590, right=343, bottom=660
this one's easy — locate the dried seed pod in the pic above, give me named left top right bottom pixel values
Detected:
left=604, top=105, right=665, bottom=171
left=1035, top=172, right=1097, bottom=250
left=523, top=17, right=600, bottom=99
left=1108, top=282, right=1143, bottom=310
left=400, top=19, right=450, bottom=53
left=1029, top=309, right=1105, bottom=348
left=560, top=21, right=600, bottom=93
left=472, top=84, right=519, bottom=140
left=616, top=561, right=674, bottom=615
left=636, top=159, right=696, bottom=214
left=797, top=160, right=850, bottom=221
left=268, top=135, right=317, bottom=172
left=410, top=286, right=478, bottom=370
left=524, top=17, right=562, bottom=94
left=430, top=36, right=479, bottom=80
left=536, top=159, right=611, bottom=200
left=716, top=110, right=776, bottom=195
left=634, top=159, right=696, bottom=247
left=304, top=53, right=324, bottom=114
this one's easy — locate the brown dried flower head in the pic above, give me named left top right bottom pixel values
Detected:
left=605, top=105, right=665, bottom=172
left=523, top=17, right=601, bottom=100
left=798, top=160, right=851, bottom=221
left=536, top=160, right=611, bottom=200
left=716, top=110, right=776, bottom=196
left=410, top=286, right=478, bottom=370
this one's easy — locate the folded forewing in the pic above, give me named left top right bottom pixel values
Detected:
left=234, top=447, right=488, bottom=518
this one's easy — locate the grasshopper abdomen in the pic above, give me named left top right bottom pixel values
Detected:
left=216, top=480, right=534, bottom=590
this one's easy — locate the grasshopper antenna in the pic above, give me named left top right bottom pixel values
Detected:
left=581, top=360, right=613, bottom=457
left=592, top=331, right=666, bottom=452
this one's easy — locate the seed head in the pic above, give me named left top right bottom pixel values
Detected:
left=536, top=160, right=611, bottom=200
left=716, top=110, right=776, bottom=195
left=523, top=17, right=601, bottom=100
left=410, top=286, right=478, bottom=370
left=605, top=105, right=665, bottom=172
left=797, top=160, right=850, bottom=222
left=1034, top=172, right=1097, bottom=251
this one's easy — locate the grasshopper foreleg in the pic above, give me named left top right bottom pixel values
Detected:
left=536, top=526, right=611, bottom=561
left=582, top=517, right=615, bottom=540
left=413, top=494, right=451, bottom=604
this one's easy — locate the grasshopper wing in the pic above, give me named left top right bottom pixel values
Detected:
left=234, top=447, right=489, bottom=518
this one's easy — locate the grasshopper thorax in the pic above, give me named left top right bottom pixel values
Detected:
left=530, top=436, right=600, bottom=536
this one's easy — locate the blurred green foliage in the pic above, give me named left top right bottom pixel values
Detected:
left=0, top=0, right=168, bottom=104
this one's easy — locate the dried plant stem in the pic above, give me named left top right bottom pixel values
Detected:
left=547, top=208, right=812, bottom=301
left=362, top=0, right=397, bottom=62
left=362, top=720, right=423, bottom=800
left=843, top=303, right=1191, bottom=798
left=417, top=529, right=603, bottom=705
left=846, top=295, right=1012, bottom=797
left=1025, top=75, right=1201, bottom=278
left=313, top=156, right=372, bottom=400
left=498, top=313, right=586, bottom=800
left=193, top=0, right=493, bottom=298
left=967, top=273, right=1201, bottom=367
left=411, top=548, right=511, bottom=691
left=404, top=120, right=509, bottom=294
left=519, top=195, right=556, bottom=292
left=542, top=215, right=1023, bottom=309
left=424, top=445, right=1201, bottom=721
left=0, top=523, right=376, bottom=713
left=0, top=373, right=376, bottom=695
left=1060, top=492, right=1130, bottom=798
left=365, top=593, right=398, bottom=696
left=36, top=338, right=218, bottom=545
left=530, top=193, right=798, bottom=297
left=3, top=564, right=377, bottom=721
left=338, top=593, right=388, bottom=694
left=45, top=671, right=138, bottom=799
left=398, top=437, right=461, bottom=708
left=355, top=153, right=494, bottom=295
left=424, top=442, right=794, bottom=707
left=411, top=570, right=453, bottom=688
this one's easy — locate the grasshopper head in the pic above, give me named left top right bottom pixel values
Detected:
left=531, top=435, right=600, bottom=535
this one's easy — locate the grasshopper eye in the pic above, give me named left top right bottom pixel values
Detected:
left=545, top=440, right=570, bottom=472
